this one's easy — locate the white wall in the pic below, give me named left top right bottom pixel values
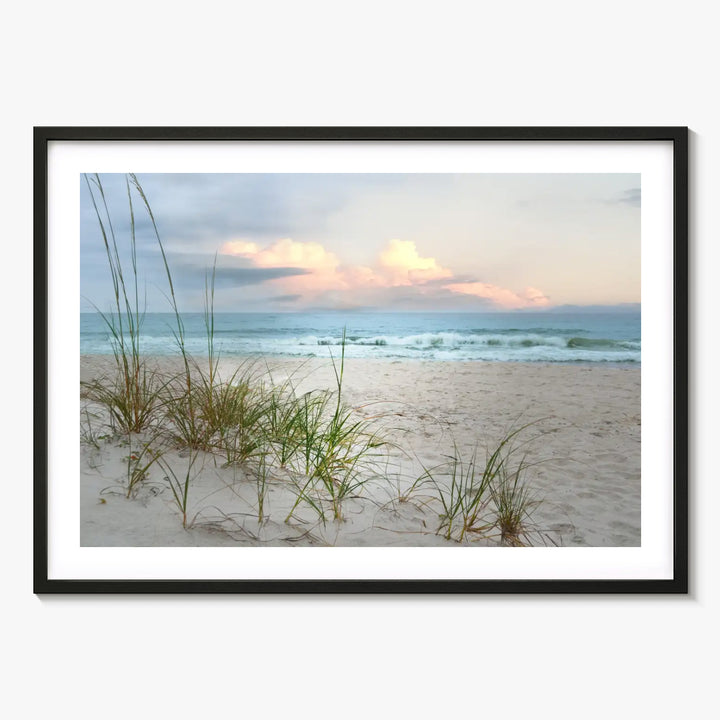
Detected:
left=2, top=2, right=715, bottom=718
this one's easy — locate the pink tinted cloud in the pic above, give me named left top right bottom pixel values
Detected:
left=220, top=237, right=547, bottom=309
left=221, top=238, right=339, bottom=271
left=220, top=238, right=371, bottom=293
left=377, top=239, right=453, bottom=286
left=443, top=281, right=551, bottom=309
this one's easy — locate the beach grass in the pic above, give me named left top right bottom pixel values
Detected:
left=413, top=422, right=542, bottom=544
left=281, top=332, right=393, bottom=523
left=157, top=449, right=201, bottom=529
left=488, top=456, right=540, bottom=545
left=81, top=174, right=159, bottom=434
left=123, top=434, right=163, bottom=500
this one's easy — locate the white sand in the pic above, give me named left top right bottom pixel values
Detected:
left=80, top=355, right=640, bottom=547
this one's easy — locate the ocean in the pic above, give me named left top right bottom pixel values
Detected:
left=80, top=311, right=641, bottom=363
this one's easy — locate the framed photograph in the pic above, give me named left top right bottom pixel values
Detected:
left=34, top=127, right=688, bottom=593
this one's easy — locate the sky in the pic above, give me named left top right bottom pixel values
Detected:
left=80, top=173, right=640, bottom=313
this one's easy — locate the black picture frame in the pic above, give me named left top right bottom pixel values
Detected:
left=34, top=126, right=688, bottom=594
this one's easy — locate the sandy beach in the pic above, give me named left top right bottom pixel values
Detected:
left=80, top=355, right=640, bottom=547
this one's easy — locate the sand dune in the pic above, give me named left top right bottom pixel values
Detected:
left=80, top=356, right=640, bottom=547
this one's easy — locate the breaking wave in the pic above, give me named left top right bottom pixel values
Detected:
left=80, top=313, right=641, bottom=363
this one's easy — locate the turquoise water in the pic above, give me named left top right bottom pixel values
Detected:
left=80, top=311, right=641, bottom=363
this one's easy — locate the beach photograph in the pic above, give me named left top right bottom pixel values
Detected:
left=79, top=171, right=641, bottom=548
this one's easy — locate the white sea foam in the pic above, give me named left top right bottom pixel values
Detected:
left=80, top=312, right=642, bottom=363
